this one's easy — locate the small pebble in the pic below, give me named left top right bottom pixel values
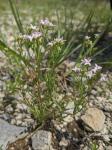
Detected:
left=59, top=137, right=69, bottom=147
left=5, top=104, right=14, bottom=113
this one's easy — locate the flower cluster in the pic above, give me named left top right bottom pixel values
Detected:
left=81, top=58, right=91, bottom=66
left=72, top=58, right=103, bottom=80
left=21, top=31, right=42, bottom=42
left=48, top=37, right=65, bottom=47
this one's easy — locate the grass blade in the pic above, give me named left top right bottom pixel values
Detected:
left=0, top=40, right=29, bottom=66
left=8, top=0, right=24, bottom=33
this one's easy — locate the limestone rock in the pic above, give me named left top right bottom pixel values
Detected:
left=0, top=119, right=27, bottom=150
left=6, top=133, right=29, bottom=150
left=81, top=107, right=105, bottom=132
left=31, top=130, right=52, bottom=150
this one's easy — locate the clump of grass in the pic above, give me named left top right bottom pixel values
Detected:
left=90, top=141, right=99, bottom=150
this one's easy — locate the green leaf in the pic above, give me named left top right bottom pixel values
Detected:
left=0, top=40, right=30, bottom=66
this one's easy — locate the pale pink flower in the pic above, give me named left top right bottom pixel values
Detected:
left=31, top=32, right=42, bottom=39
left=22, top=32, right=42, bottom=41
left=81, top=58, right=91, bottom=66
left=48, top=37, right=65, bottom=47
left=22, top=35, right=33, bottom=41
left=87, top=70, right=94, bottom=79
left=92, top=64, right=102, bottom=73
left=40, top=18, right=54, bottom=27
left=54, top=38, right=65, bottom=43
left=47, top=42, right=54, bottom=47
left=72, top=66, right=81, bottom=73
left=100, top=74, right=107, bottom=82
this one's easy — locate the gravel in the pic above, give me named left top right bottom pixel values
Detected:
left=0, top=50, right=112, bottom=149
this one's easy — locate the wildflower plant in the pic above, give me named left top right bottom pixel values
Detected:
left=2, top=19, right=69, bottom=125
left=70, top=57, right=105, bottom=112
left=0, top=17, right=109, bottom=125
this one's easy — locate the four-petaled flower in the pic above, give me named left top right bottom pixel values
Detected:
left=31, top=32, right=42, bottom=39
left=22, top=35, right=33, bottom=41
left=81, top=58, right=91, bottom=66
left=87, top=70, right=94, bottom=79
left=40, top=18, right=54, bottom=27
left=92, top=64, right=102, bottom=73
left=100, top=74, right=107, bottom=82
left=72, top=66, right=81, bottom=73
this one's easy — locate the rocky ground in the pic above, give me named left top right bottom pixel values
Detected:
left=0, top=49, right=112, bottom=150
left=0, top=1, right=111, bottom=149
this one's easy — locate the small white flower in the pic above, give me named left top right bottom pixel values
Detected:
left=79, top=105, right=82, bottom=110
left=81, top=58, right=91, bottom=66
left=48, top=37, right=65, bottom=47
left=72, top=66, right=81, bottom=73
left=95, top=34, right=99, bottom=38
left=87, top=70, right=94, bottom=79
left=31, top=32, right=42, bottom=39
left=47, top=41, right=54, bottom=47
left=30, top=24, right=37, bottom=30
left=92, top=64, right=102, bottom=73
left=100, top=74, right=107, bottom=82
left=21, top=32, right=42, bottom=42
left=22, top=35, right=33, bottom=41
left=40, top=18, right=54, bottom=27
left=54, top=37, right=65, bottom=43
left=85, top=36, right=90, bottom=40
left=40, top=46, right=45, bottom=53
